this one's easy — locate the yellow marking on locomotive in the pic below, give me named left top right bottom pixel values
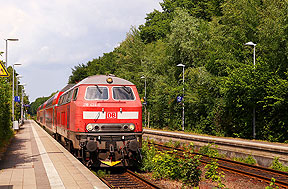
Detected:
left=101, top=160, right=121, bottom=167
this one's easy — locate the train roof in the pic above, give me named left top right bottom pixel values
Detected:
left=60, top=84, right=75, bottom=92
left=74, top=75, right=135, bottom=86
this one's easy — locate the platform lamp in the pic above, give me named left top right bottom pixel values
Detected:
left=5, top=39, right=19, bottom=68
left=177, top=63, right=185, bottom=131
left=245, top=41, right=256, bottom=139
left=12, top=63, right=21, bottom=122
left=19, top=83, right=26, bottom=125
left=16, top=75, right=22, bottom=96
left=141, top=76, right=147, bottom=127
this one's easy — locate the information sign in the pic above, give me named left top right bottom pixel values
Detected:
left=14, top=96, right=20, bottom=102
left=177, top=96, right=183, bottom=103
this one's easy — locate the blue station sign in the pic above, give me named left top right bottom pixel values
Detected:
left=177, top=96, right=183, bottom=103
left=14, top=96, right=20, bottom=103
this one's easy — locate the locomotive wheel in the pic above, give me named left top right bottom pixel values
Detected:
left=54, top=133, right=61, bottom=142
left=65, top=140, right=74, bottom=154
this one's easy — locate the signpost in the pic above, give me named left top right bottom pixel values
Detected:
left=0, top=62, right=9, bottom=77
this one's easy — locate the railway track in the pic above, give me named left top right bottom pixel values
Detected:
left=99, top=169, right=161, bottom=189
left=37, top=120, right=159, bottom=188
left=150, top=142, right=288, bottom=188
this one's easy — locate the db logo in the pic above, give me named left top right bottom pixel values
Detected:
left=107, top=112, right=117, bottom=119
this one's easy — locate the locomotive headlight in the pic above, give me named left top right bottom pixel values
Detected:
left=94, top=124, right=100, bottom=131
left=86, top=124, right=94, bottom=132
left=129, top=124, right=135, bottom=131
left=106, top=77, right=113, bottom=84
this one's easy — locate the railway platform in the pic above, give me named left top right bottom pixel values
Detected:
left=0, top=120, right=108, bottom=189
left=144, top=129, right=288, bottom=167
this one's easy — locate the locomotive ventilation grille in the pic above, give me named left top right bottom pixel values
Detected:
left=101, top=125, right=122, bottom=131
left=80, top=135, right=136, bottom=142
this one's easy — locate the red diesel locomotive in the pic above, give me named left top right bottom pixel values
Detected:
left=37, top=75, right=143, bottom=167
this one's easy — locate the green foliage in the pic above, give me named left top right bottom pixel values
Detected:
left=270, top=157, right=288, bottom=172
left=0, top=77, right=13, bottom=146
left=152, top=150, right=182, bottom=179
left=141, top=140, right=157, bottom=172
left=164, top=140, right=181, bottom=148
left=201, top=143, right=225, bottom=188
left=265, top=178, right=279, bottom=189
left=139, top=0, right=224, bottom=43
left=199, top=143, right=220, bottom=158
left=0, top=63, right=30, bottom=146
left=180, top=152, right=202, bottom=187
left=233, top=154, right=257, bottom=165
left=204, top=160, right=226, bottom=188
left=141, top=141, right=202, bottom=187
left=69, top=63, right=88, bottom=84
left=28, top=91, right=57, bottom=116
left=94, top=169, right=110, bottom=178
left=243, top=154, right=256, bottom=165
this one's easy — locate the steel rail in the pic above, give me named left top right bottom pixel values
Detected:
left=99, top=169, right=161, bottom=189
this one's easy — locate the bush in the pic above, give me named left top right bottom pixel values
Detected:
left=199, top=143, right=220, bottom=158
left=141, top=141, right=202, bottom=187
left=0, top=77, right=13, bottom=148
left=152, top=150, right=181, bottom=179
left=233, top=154, right=257, bottom=165
left=141, top=140, right=157, bottom=172
left=200, top=143, right=226, bottom=188
left=181, top=152, right=202, bottom=187
left=270, top=157, right=288, bottom=172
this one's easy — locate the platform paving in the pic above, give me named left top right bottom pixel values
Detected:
left=0, top=120, right=108, bottom=189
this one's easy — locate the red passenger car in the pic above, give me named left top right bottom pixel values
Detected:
left=37, top=75, right=143, bottom=167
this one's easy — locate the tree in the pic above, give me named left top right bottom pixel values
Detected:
left=139, top=0, right=224, bottom=43
left=28, top=91, right=57, bottom=116
left=69, top=63, right=88, bottom=84
left=169, top=9, right=210, bottom=68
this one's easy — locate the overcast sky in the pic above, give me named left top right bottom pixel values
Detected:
left=0, top=0, right=161, bottom=102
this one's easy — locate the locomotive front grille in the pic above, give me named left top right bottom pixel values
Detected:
left=99, top=135, right=136, bottom=141
left=101, top=125, right=122, bottom=131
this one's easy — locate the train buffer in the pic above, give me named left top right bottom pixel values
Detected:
left=0, top=120, right=108, bottom=189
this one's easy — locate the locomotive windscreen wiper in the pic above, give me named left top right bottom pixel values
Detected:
left=95, top=85, right=102, bottom=94
left=122, top=86, right=131, bottom=94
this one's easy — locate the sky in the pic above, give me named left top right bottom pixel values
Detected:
left=0, top=0, right=161, bottom=102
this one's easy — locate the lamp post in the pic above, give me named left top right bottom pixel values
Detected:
left=19, top=83, right=26, bottom=125
left=12, top=63, right=21, bottom=122
left=141, top=76, right=147, bottom=127
left=177, top=63, right=185, bottom=131
left=4, top=39, right=19, bottom=68
left=245, top=41, right=256, bottom=139
left=16, top=75, right=22, bottom=96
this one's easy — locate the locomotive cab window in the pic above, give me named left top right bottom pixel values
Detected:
left=73, top=88, right=79, bottom=101
left=85, top=86, right=108, bottom=100
left=66, top=90, right=73, bottom=103
left=113, top=86, right=135, bottom=100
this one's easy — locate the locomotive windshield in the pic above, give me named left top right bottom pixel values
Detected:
left=113, top=86, right=135, bottom=100
left=85, top=86, right=108, bottom=100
